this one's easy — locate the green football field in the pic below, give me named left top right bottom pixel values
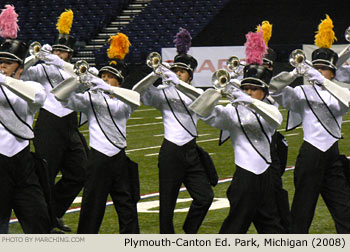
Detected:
left=8, top=101, right=350, bottom=234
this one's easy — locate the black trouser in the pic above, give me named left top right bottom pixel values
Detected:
left=158, top=138, right=214, bottom=234
left=33, top=109, right=87, bottom=219
left=77, top=148, right=139, bottom=234
left=270, top=131, right=291, bottom=233
left=219, top=166, right=285, bottom=234
left=291, top=141, right=350, bottom=233
left=0, top=146, right=51, bottom=234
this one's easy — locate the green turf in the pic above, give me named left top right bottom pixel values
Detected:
left=8, top=103, right=350, bottom=234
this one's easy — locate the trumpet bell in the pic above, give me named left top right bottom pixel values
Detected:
left=29, top=41, right=42, bottom=57
left=74, top=60, right=89, bottom=75
left=345, top=26, right=350, bottom=42
left=289, top=49, right=306, bottom=67
left=146, top=52, right=162, bottom=69
left=226, top=56, right=240, bottom=71
left=212, top=69, right=230, bottom=90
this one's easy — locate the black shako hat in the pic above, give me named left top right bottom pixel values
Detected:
left=0, top=39, right=28, bottom=64
left=98, top=59, right=128, bottom=85
left=52, top=34, right=75, bottom=53
left=311, top=48, right=338, bottom=73
left=240, top=64, right=273, bottom=90
left=170, top=53, right=198, bottom=78
left=263, top=48, right=277, bottom=66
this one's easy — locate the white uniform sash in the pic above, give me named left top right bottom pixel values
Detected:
left=300, top=85, right=341, bottom=139
left=162, top=87, right=198, bottom=137
left=41, top=64, right=65, bottom=88
left=235, top=104, right=271, bottom=164
left=89, top=92, right=126, bottom=149
left=0, top=85, right=34, bottom=139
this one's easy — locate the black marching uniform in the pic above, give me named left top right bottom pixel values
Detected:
left=0, top=39, right=51, bottom=233
left=58, top=58, right=140, bottom=233
left=271, top=48, right=350, bottom=233
left=202, top=64, right=285, bottom=233
left=22, top=34, right=88, bottom=231
left=136, top=53, right=215, bottom=234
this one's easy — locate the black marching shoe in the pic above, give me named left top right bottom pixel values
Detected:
left=56, top=217, right=72, bottom=232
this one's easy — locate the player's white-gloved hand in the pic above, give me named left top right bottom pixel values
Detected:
left=161, top=68, right=180, bottom=86
left=306, top=67, right=325, bottom=84
left=41, top=44, right=64, bottom=68
left=88, top=67, right=99, bottom=76
left=42, top=44, right=52, bottom=52
left=232, top=88, right=253, bottom=104
left=89, top=77, right=111, bottom=93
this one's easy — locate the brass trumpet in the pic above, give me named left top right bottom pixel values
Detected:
left=74, top=60, right=90, bottom=75
left=29, top=41, right=52, bottom=58
left=337, top=26, right=350, bottom=67
left=345, top=26, right=350, bottom=42
left=226, top=55, right=245, bottom=78
left=289, top=49, right=314, bottom=74
left=212, top=69, right=231, bottom=90
left=72, top=60, right=98, bottom=90
left=146, top=52, right=171, bottom=78
left=289, top=49, right=319, bottom=85
left=227, top=56, right=244, bottom=71
left=146, top=52, right=162, bottom=69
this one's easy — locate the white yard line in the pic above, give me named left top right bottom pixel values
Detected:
left=134, top=108, right=156, bottom=112
left=127, top=122, right=163, bottom=128
left=126, top=145, right=162, bottom=153
left=197, top=138, right=219, bottom=143
left=129, top=117, right=145, bottom=120
left=144, top=153, right=159, bottom=157
left=284, top=133, right=299, bottom=137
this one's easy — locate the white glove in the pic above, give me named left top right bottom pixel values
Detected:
left=0, top=72, right=6, bottom=83
left=306, top=67, right=325, bottom=84
left=42, top=44, right=52, bottom=53
left=42, top=53, right=64, bottom=68
left=161, top=68, right=180, bottom=86
left=89, top=77, right=111, bottom=93
left=231, top=89, right=252, bottom=104
left=89, top=67, right=99, bottom=76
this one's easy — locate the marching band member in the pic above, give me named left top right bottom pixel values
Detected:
left=269, top=15, right=350, bottom=233
left=191, top=30, right=285, bottom=233
left=54, top=33, right=140, bottom=234
left=132, top=28, right=215, bottom=234
left=21, top=10, right=88, bottom=233
left=259, top=21, right=291, bottom=233
left=0, top=5, right=50, bottom=233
